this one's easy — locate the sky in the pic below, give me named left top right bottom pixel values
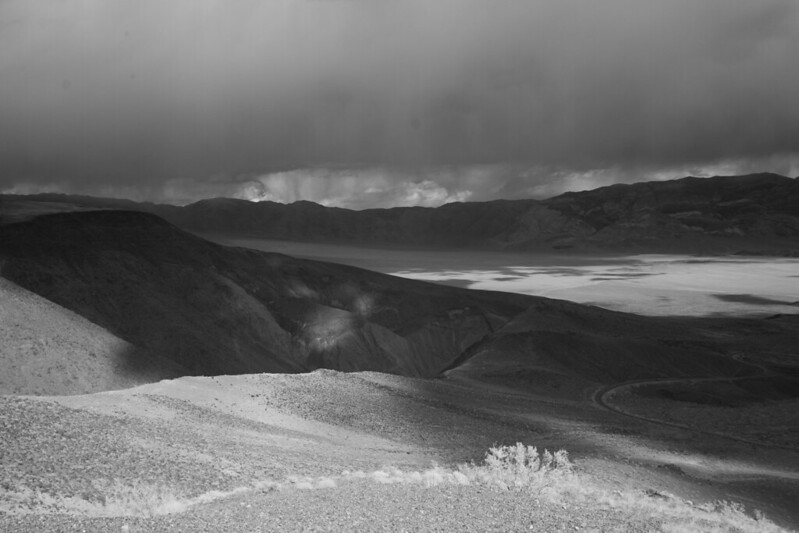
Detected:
left=1, top=0, right=798, bottom=208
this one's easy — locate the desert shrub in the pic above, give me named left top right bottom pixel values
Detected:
left=459, top=443, right=573, bottom=491
left=92, top=479, right=186, bottom=517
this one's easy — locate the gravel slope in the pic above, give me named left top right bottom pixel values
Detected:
left=3, top=481, right=659, bottom=533
left=0, top=278, right=183, bottom=395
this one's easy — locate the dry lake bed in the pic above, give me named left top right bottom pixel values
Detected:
left=208, top=236, right=799, bottom=318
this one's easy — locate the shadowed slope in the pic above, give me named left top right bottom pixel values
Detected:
left=495, top=301, right=751, bottom=382
left=445, top=299, right=760, bottom=396
left=0, top=277, right=185, bottom=395
left=0, top=211, right=529, bottom=379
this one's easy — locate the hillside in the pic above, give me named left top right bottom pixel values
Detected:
left=3, top=209, right=797, bottom=397
left=541, top=173, right=799, bottom=252
left=0, top=277, right=185, bottom=395
left=0, top=210, right=532, bottom=381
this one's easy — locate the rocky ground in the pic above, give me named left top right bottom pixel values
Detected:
left=1, top=371, right=796, bottom=532
left=0, top=278, right=183, bottom=396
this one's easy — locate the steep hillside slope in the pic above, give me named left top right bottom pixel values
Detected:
left=0, top=277, right=185, bottom=395
left=445, top=298, right=799, bottom=396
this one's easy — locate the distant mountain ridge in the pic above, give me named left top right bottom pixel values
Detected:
left=3, top=173, right=798, bottom=253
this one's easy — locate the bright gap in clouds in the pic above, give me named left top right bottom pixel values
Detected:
left=5, top=155, right=797, bottom=209
left=156, top=154, right=799, bottom=209
left=231, top=168, right=478, bottom=209
left=7, top=154, right=799, bottom=210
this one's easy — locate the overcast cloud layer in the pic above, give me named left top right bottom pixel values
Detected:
left=1, top=0, right=798, bottom=207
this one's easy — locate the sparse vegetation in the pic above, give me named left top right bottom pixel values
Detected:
left=458, top=443, right=573, bottom=491
left=587, top=490, right=787, bottom=533
left=355, top=443, right=784, bottom=533
left=89, top=479, right=187, bottom=517
left=0, top=444, right=575, bottom=517
left=0, top=436, right=790, bottom=531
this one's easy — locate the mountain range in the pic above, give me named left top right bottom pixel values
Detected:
left=3, top=173, right=798, bottom=254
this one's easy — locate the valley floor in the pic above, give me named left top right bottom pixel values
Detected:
left=208, top=236, right=799, bottom=319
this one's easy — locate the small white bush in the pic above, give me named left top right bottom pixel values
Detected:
left=92, top=479, right=187, bottom=517
left=459, top=443, right=573, bottom=491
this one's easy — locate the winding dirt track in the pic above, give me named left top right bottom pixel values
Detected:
left=591, top=371, right=799, bottom=455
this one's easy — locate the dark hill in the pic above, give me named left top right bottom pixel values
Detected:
left=2, top=210, right=796, bottom=396
left=0, top=210, right=531, bottom=378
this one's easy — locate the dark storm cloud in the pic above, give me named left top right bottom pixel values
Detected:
left=1, top=0, right=798, bottom=205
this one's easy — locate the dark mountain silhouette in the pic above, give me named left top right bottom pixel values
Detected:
left=3, top=173, right=797, bottom=254
left=2, top=210, right=796, bottom=395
